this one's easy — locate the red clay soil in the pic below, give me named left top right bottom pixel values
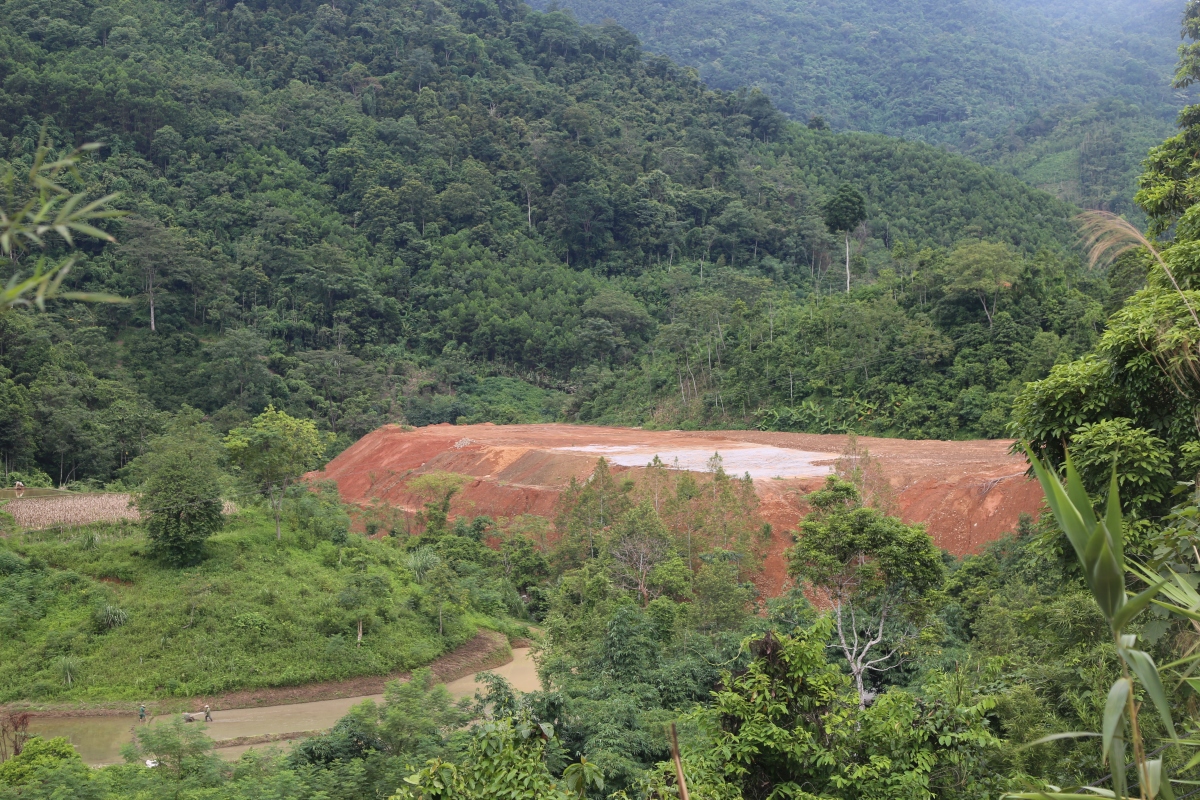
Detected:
left=311, top=424, right=1043, bottom=597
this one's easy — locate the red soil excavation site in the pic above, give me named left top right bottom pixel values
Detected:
left=312, top=423, right=1043, bottom=596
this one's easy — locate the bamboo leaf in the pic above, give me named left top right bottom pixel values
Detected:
left=1105, top=465, right=1124, bottom=566
left=1015, top=731, right=1101, bottom=750
left=1026, top=448, right=1094, bottom=570
left=1102, top=679, right=1130, bottom=765
left=1088, top=531, right=1125, bottom=622
left=1122, top=648, right=1177, bottom=738
left=1112, top=581, right=1168, bottom=632
left=1065, top=453, right=1098, bottom=530
left=1147, top=758, right=1163, bottom=800
left=1004, top=794, right=1116, bottom=800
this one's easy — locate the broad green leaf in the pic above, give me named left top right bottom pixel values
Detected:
left=1026, top=448, right=1094, bottom=575
left=1102, top=679, right=1130, bottom=765
left=1122, top=648, right=1177, bottom=738
left=1105, top=465, right=1124, bottom=565
left=1112, top=581, right=1168, bottom=632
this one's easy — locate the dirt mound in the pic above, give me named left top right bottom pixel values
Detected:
left=312, top=424, right=1042, bottom=596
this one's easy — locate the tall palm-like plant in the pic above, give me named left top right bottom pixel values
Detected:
left=1009, top=451, right=1200, bottom=800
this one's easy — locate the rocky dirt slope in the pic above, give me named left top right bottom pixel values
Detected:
left=312, top=423, right=1042, bottom=595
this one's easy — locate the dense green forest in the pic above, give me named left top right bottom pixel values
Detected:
left=532, top=0, right=1186, bottom=215
left=0, top=0, right=1120, bottom=489
left=9, top=0, right=1200, bottom=797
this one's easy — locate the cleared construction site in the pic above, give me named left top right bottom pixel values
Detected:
left=311, top=423, right=1042, bottom=596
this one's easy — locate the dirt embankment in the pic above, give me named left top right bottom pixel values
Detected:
left=312, top=424, right=1043, bottom=596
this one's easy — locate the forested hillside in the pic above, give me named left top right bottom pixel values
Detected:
left=0, top=0, right=1112, bottom=487
left=533, top=0, right=1185, bottom=214
left=8, top=3, right=1200, bottom=799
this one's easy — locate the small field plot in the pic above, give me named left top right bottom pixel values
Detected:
left=3, top=493, right=140, bottom=530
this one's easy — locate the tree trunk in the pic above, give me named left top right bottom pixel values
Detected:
left=438, top=604, right=444, bottom=636
left=271, top=486, right=282, bottom=541
left=845, top=232, right=851, bottom=293
left=977, top=291, right=994, bottom=328
left=148, top=270, right=156, bottom=332
left=357, top=617, right=363, bottom=647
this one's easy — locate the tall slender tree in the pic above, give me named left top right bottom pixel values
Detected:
left=822, top=185, right=867, bottom=293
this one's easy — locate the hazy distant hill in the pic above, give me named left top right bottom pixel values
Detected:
left=533, top=0, right=1189, bottom=213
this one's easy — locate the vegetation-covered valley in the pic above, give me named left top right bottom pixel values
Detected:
left=0, top=0, right=1117, bottom=495
left=6, top=0, right=1200, bottom=798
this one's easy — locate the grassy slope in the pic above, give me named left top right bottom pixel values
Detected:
left=0, top=512, right=486, bottom=704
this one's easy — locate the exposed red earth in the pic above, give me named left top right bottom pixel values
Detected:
left=311, top=423, right=1043, bottom=597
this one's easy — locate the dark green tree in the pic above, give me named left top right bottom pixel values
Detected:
left=134, top=411, right=225, bottom=567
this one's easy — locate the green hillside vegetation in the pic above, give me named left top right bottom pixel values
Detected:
left=534, top=0, right=1184, bottom=215
left=11, top=0, right=1200, bottom=799
left=0, top=0, right=1110, bottom=490
left=0, top=503, right=533, bottom=703
left=0, top=462, right=1193, bottom=799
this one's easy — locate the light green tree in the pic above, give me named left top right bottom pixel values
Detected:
left=393, top=719, right=591, bottom=800
left=606, top=501, right=673, bottom=605
left=339, top=555, right=393, bottom=646
left=0, top=736, right=81, bottom=786
left=944, top=241, right=1020, bottom=328
left=422, top=562, right=467, bottom=637
left=225, top=406, right=328, bottom=541
left=692, top=559, right=752, bottom=632
left=788, top=476, right=945, bottom=709
left=120, top=717, right=219, bottom=781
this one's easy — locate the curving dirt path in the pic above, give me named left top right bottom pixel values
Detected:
left=27, top=633, right=540, bottom=767
left=25, top=631, right=532, bottom=766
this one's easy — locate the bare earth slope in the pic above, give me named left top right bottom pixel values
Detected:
left=313, top=424, right=1042, bottom=595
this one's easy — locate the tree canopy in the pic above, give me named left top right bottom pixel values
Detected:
left=0, top=0, right=1103, bottom=492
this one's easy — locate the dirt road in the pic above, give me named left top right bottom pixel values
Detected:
left=28, top=641, right=540, bottom=766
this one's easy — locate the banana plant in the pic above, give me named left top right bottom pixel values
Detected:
left=1008, top=449, right=1178, bottom=800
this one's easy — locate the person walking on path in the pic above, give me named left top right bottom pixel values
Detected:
left=203, top=704, right=212, bottom=723
left=138, top=705, right=146, bottom=724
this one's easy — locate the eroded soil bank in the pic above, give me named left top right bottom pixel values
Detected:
left=313, top=423, right=1042, bottom=595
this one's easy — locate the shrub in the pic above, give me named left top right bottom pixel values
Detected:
left=55, top=656, right=80, bottom=688
left=95, top=604, right=129, bottom=631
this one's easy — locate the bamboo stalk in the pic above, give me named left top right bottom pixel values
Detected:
left=669, top=722, right=690, bottom=800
